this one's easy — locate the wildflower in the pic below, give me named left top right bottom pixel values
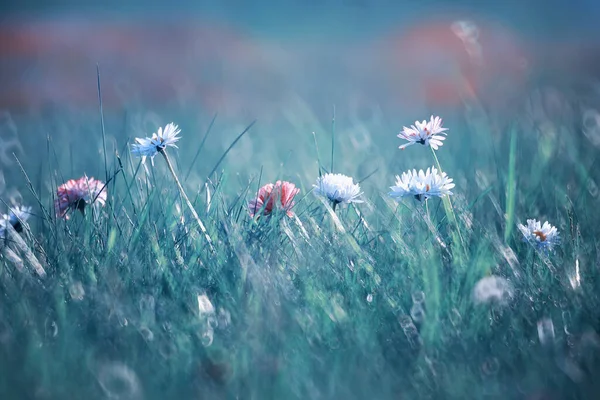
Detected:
left=55, top=176, right=107, bottom=219
left=517, top=219, right=560, bottom=252
left=0, top=205, right=32, bottom=237
left=131, top=122, right=181, bottom=165
left=249, top=180, right=300, bottom=218
left=313, top=173, right=363, bottom=206
left=389, top=166, right=454, bottom=201
left=398, top=115, right=448, bottom=150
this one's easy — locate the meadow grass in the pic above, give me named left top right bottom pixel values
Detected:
left=0, top=87, right=599, bottom=400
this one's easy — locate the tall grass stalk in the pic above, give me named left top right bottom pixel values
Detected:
left=504, top=125, right=518, bottom=243
left=430, top=148, right=467, bottom=255
left=160, top=149, right=215, bottom=254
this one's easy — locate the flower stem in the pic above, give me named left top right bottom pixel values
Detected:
left=161, top=150, right=216, bottom=254
left=430, top=148, right=467, bottom=253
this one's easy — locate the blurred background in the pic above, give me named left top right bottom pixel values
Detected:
left=1, top=0, right=600, bottom=116
left=1, top=0, right=600, bottom=197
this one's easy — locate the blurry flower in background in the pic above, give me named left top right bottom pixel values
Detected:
left=389, top=167, right=454, bottom=201
left=398, top=115, right=448, bottom=150
left=131, top=122, right=181, bottom=165
left=473, top=275, right=514, bottom=305
left=55, top=176, right=107, bottom=219
left=313, top=173, right=363, bottom=207
left=0, top=205, right=32, bottom=237
left=248, top=181, right=300, bottom=218
left=517, top=219, right=560, bottom=252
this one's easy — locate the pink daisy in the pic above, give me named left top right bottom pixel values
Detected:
left=55, top=176, right=108, bottom=219
left=248, top=181, right=300, bottom=218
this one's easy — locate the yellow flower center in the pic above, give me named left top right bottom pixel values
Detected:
left=533, top=230, right=547, bottom=242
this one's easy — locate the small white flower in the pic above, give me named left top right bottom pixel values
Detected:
left=313, top=173, right=363, bottom=205
left=398, top=115, right=448, bottom=150
left=0, top=205, right=32, bottom=236
left=517, top=219, right=560, bottom=252
left=131, top=123, right=181, bottom=165
left=389, top=167, right=454, bottom=201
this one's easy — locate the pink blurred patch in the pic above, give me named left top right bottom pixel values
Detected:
left=0, top=15, right=598, bottom=123
left=0, top=18, right=285, bottom=118
left=374, top=16, right=530, bottom=110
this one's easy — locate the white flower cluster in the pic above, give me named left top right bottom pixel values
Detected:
left=391, top=116, right=455, bottom=203
left=389, top=167, right=454, bottom=201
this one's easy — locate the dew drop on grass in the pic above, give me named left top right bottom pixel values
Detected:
left=562, top=311, right=572, bottom=334
left=44, top=319, right=58, bottom=339
left=158, top=340, right=177, bottom=360
left=398, top=315, right=413, bottom=330
left=582, top=109, right=600, bottom=147
left=69, top=281, right=85, bottom=301
left=97, top=362, right=141, bottom=400
left=201, top=328, right=214, bottom=347
left=410, top=304, right=426, bottom=324
left=537, top=318, right=555, bottom=346
left=138, top=326, right=154, bottom=342
left=411, top=291, right=425, bottom=304
left=403, top=324, right=418, bottom=336
left=587, top=179, right=599, bottom=198
left=480, top=357, right=500, bottom=375
left=118, top=315, right=128, bottom=328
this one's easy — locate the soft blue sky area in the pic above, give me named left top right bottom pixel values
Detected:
left=1, top=0, right=599, bottom=40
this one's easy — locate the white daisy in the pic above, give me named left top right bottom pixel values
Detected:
left=389, top=167, right=454, bottom=201
left=0, top=205, right=32, bottom=236
left=517, top=219, right=560, bottom=252
left=313, top=173, right=363, bottom=206
left=398, top=115, right=448, bottom=150
left=131, top=123, right=182, bottom=165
